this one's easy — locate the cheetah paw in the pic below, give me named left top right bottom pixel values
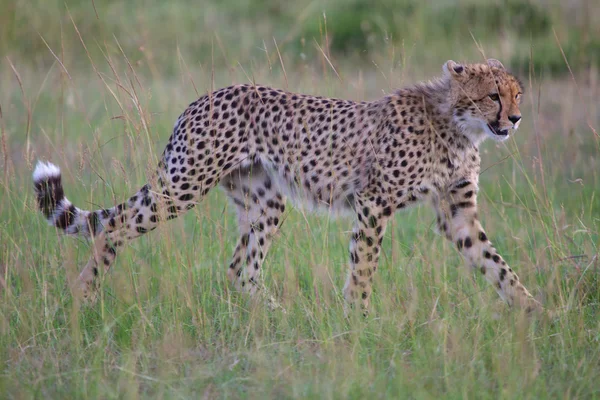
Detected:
left=74, top=278, right=99, bottom=306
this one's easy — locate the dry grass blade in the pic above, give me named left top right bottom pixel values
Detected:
left=314, top=39, right=342, bottom=83
left=273, top=37, right=288, bottom=89
left=0, top=104, right=8, bottom=183
left=6, top=57, right=32, bottom=165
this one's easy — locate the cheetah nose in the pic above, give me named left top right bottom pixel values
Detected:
left=508, top=115, right=521, bottom=124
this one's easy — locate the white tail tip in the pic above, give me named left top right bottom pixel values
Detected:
left=33, top=161, right=61, bottom=182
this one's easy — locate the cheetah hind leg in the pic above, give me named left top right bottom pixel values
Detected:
left=220, top=163, right=287, bottom=311
left=75, top=181, right=203, bottom=305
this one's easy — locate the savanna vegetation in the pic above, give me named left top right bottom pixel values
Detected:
left=0, top=0, right=598, bottom=398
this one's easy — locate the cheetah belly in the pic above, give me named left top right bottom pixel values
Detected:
left=259, top=159, right=356, bottom=218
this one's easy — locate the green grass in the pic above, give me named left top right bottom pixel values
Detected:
left=1, top=0, right=599, bottom=398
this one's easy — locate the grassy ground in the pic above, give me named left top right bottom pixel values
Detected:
left=1, top=0, right=599, bottom=398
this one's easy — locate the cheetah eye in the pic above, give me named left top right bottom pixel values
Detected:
left=515, top=93, right=522, bottom=101
left=488, top=93, right=500, bottom=102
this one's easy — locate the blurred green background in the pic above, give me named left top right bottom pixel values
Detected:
left=1, top=0, right=599, bottom=398
left=2, top=0, right=599, bottom=76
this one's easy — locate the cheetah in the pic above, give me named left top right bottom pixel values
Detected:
left=33, top=59, right=542, bottom=313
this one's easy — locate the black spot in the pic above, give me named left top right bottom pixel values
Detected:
left=464, top=237, right=472, bottom=248
left=179, top=193, right=194, bottom=202
left=455, top=180, right=471, bottom=189
left=55, top=204, right=77, bottom=229
left=241, top=234, right=250, bottom=246
left=457, top=201, right=474, bottom=210
left=478, top=231, right=487, bottom=242
left=484, top=251, right=491, bottom=259
left=368, top=215, right=377, bottom=229
left=451, top=202, right=475, bottom=217
left=492, top=254, right=500, bottom=263
left=88, top=212, right=100, bottom=235
left=450, top=204, right=458, bottom=217
left=141, top=195, right=152, bottom=207
left=499, top=268, right=507, bottom=281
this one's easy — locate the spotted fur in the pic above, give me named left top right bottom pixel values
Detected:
left=33, top=59, right=541, bottom=312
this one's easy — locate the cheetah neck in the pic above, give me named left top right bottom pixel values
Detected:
left=409, top=76, right=453, bottom=115
left=419, top=77, right=491, bottom=148
left=456, top=122, right=489, bottom=147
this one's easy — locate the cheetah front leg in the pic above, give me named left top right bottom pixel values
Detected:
left=343, top=193, right=392, bottom=314
left=436, top=178, right=542, bottom=313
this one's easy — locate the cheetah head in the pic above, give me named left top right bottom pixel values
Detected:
left=444, top=59, right=523, bottom=143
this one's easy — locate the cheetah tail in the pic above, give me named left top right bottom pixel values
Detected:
left=33, top=161, right=114, bottom=238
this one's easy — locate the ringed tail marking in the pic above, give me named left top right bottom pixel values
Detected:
left=33, top=161, right=109, bottom=238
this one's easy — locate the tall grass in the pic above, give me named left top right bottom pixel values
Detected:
left=0, top=0, right=598, bottom=398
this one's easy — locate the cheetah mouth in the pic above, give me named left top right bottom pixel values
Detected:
left=487, top=123, right=509, bottom=137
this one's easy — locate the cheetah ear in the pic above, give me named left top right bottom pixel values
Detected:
left=486, top=58, right=505, bottom=70
left=443, top=60, right=465, bottom=79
